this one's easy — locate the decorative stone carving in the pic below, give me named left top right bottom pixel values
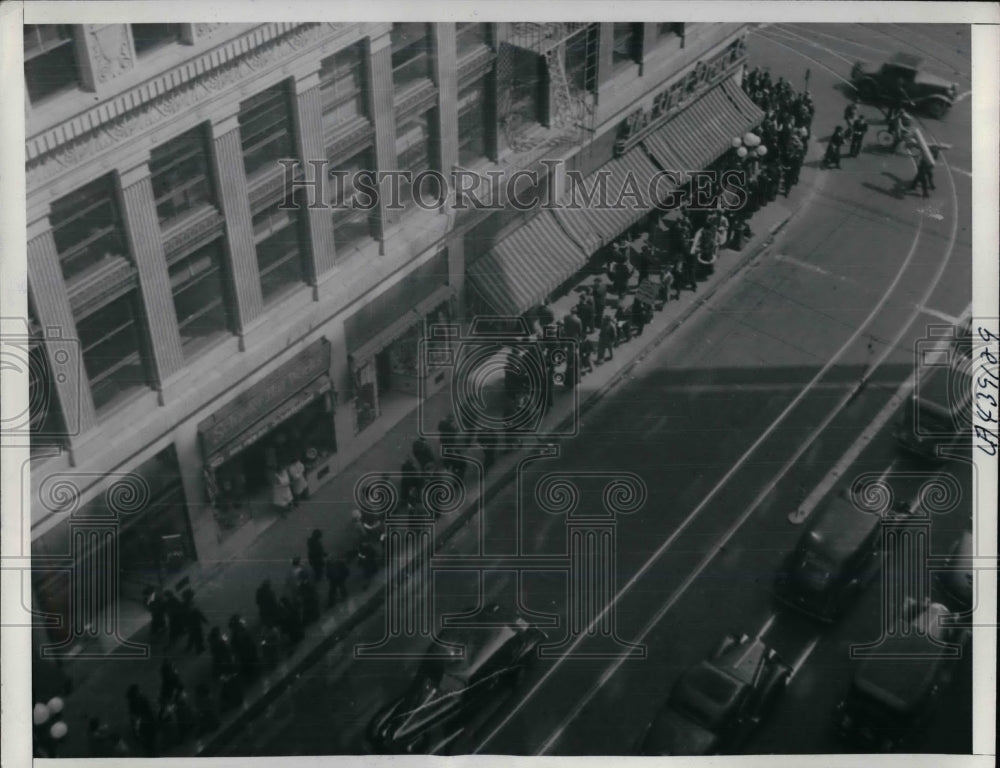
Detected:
left=88, top=25, right=135, bottom=84
left=27, top=23, right=351, bottom=189
left=194, top=23, right=224, bottom=39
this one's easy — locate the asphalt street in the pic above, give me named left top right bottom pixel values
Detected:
left=219, top=23, right=974, bottom=757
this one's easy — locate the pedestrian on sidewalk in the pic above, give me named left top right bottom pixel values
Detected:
left=285, top=556, right=307, bottom=602
left=255, top=579, right=280, bottom=628
left=849, top=115, right=869, bottom=157
left=207, top=626, right=236, bottom=679
left=611, top=260, right=632, bottom=298
left=325, top=555, right=350, bottom=607
left=412, top=437, right=435, bottom=471
left=278, top=596, right=304, bottom=645
left=577, top=288, right=595, bottom=335
left=631, top=299, right=648, bottom=337
left=182, top=589, right=207, bottom=655
left=591, top=278, right=607, bottom=323
left=298, top=567, right=321, bottom=625
left=563, top=308, right=582, bottom=342
left=125, top=684, right=158, bottom=757
left=143, top=586, right=166, bottom=638
left=307, top=529, right=327, bottom=582
left=287, top=456, right=309, bottom=507
left=163, top=589, right=185, bottom=647
left=272, top=465, right=293, bottom=518
left=158, top=659, right=184, bottom=708
left=193, top=683, right=219, bottom=737
left=596, top=315, right=616, bottom=364
left=821, top=126, right=845, bottom=169
left=228, top=613, right=259, bottom=680
left=843, top=98, right=859, bottom=131
left=579, top=337, right=594, bottom=375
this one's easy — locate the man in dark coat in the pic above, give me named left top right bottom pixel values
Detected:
left=182, top=589, right=207, bottom=655
left=822, top=126, right=845, bottom=169
left=591, top=278, right=607, bottom=323
left=597, top=315, right=617, bottom=364
left=849, top=115, right=869, bottom=157
left=307, top=529, right=327, bottom=582
left=325, top=556, right=350, bottom=607
left=909, top=150, right=937, bottom=198
left=577, top=289, right=595, bottom=335
left=255, top=580, right=280, bottom=628
left=143, top=586, right=166, bottom=637
left=562, top=308, right=582, bottom=342
left=163, top=590, right=185, bottom=647
left=412, top=437, right=435, bottom=470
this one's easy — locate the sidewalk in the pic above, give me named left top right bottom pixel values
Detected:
left=45, top=185, right=803, bottom=758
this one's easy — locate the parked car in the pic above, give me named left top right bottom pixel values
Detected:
left=850, top=52, right=959, bottom=118
left=365, top=607, right=546, bottom=754
left=638, top=633, right=791, bottom=755
left=935, top=529, right=974, bottom=613
left=774, top=491, right=883, bottom=622
left=835, top=599, right=962, bottom=751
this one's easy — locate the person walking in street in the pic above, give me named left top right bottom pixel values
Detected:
left=271, top=465, right=293, bottom=518
left=591, top=278, right=607, bottom=323
left=577, top=288, right=595, bottom=335
left=207, top=626, right=236, bottom=680
left=182, top=589, right=207, bottom=655
left=821, top=125, right=845, bottom=169
left=910, top=148, right=938, bottom=198
left=596, top=315, right=617, bottom=364
left=307, top=529, right=327, bottom=582
left=611, top=260, right=632, bottom=298
left=849, top=114, right=869, bottom=157
left=631, top=299, right=648, bottom=338
left=287, top=456, right=309, bottom=507
left=278, top=596, right=304, bottom=645
left=255, top=579, right=280, bottom=628
left=284, top=556, right=307, bottom=603
left=579, top=337, right=594, bottom=375
left=843, top=99, right=859, bottom=131
left=325, top=555, right=350, bottom=607
left=143, top=586, right=167, bottom=638
left=228, top=613, right=259, bottom=680
left=412, top=436, right=435, bottom=470
left=126, top=684, right=158, bottom=757
left=163, top=589, right=185, bottom=647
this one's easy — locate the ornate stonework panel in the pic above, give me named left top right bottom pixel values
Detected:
left=87, top=25, right=135, bottom=85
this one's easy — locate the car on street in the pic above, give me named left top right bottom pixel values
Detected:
left=638, top=633, right=791, bottom=755
left=365, top=607, right=547, bottom=754
left=835, top=599, right=962, bottom=751
left=850, top=52, right=959, bottom=118
left=774, top=490, right=883, bottom=622
left=935, top=529, right=974, bottom=613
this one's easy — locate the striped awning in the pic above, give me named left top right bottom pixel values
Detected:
left=554, top=147, right=663, bottom=252
left=642, top=79, right=764, bottom=175
left=467, top=211, right=587, bottom=316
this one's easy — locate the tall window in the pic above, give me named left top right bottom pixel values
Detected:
left=395, top=110, right=438, bottom=210
left=168, top=240, right=232, bottom=356
left=76, top=292, right=149, bottom=411
left=150, top=125, right=215, bottom=227
left=612, top=23, right=642, bottom=69
left=319, top=41, right=369, bottom=133
left=456, top=22, right=490, bottom=58
left=23, top=25, right=79, bottom=104
left=565, top=24, right=599, bottom=94
left=131, top=24, right=181, bottom=57
left=239, top=83, right=295, bottom=179
left=50, top=175, right=129, bottom=284
left=253, top=202, right=307, bottom=304
left=391, top=22, right=432, bottom=93
left=458, top=78, right=489, bottom=166
left=330, top=149, right=377, bottom=252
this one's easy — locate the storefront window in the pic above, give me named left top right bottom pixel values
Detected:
left=612, top=22, right=642, bottom=69
left=76, top=291, right=151, bottom=412
left=239, top=82, right=296, bottom=179
left=391, top=22, right=433, bottom=94
left=169, top=239, right=232, bottom=356
left=330, top=147, right=377, bottom=252
left=319, top=41, right=369, bottom=133
left=253, top=202, right=307, bottom=304
left=50, top=175, right=130, bottom=285
left=150, top=124, right=216, bottom=227
left=23, top=24, right=79, bottom=104
left=500, top=49, right=545, bottom=138
left=458, top=77, right=490, bottom=166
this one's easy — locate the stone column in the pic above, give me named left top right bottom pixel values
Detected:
left=291, top=70, right=338, bottom=283
left=26, top=216, right=98, bottom=435
left=433, top=23, right=459, bottom=174
left=368, top=31, right=398, bottom=238
left=118, top=158, right=185, bottom=384
left=209, top=114, right=264, bottom=336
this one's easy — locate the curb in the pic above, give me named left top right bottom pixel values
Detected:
left=196, top=207, right=797, bottom=756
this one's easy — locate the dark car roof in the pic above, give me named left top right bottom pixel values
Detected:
left=436, top=623, right=520, bottom=682
left=803, top=494, right=881, bottom=562
left=853, top=634, right=950, bottom=713
left=671, top=661, right=745, bottom=728
left=889, top=52, right=922, bottom=70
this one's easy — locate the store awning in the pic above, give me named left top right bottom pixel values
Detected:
left=467, top=210, right=587, bottom=316
left=554, top=148, right=663, bottom=252
left=642, top=79, right=764, bottom=175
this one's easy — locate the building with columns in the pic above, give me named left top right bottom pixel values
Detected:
left=23, top=21, right=758, bottom=644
